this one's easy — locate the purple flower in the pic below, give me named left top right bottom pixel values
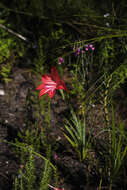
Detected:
left=58, top=57, right=64, bottom=65
left=85, top=44, right=95, bottom=51
left=89, top=44, right=93, bottom=48
left=53, top=154, right=59, bottom=161
left=74, top=47, right=81, bottom=56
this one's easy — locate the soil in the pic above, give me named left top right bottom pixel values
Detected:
left=0, top=66, right=127, bottom=190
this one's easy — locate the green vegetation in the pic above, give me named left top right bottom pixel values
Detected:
left=63, top=109, right=90, bottom=162
left=0, top=0, right=127, bottom=189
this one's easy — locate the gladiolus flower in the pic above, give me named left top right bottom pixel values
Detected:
left=36, top=66, right=67, bottom=98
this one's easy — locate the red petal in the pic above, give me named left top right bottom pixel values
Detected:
left=42, top=75, right=52, bottom=83
left=40, top=88, right=52, bottom=96
left=57, top=81, right=67, bottom=91
left=36, top=83, right=45, bottom=90
left=57, top=84, right=66, bottom=90
left=48, top=89, right=56, bottom=98
left=42, top=75, right=57, bottom=85
left=51, top=66, right=61, bottom=83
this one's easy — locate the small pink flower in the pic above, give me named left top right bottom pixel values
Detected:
left=56, top=136, right=61, bottom=141
left=89, top=44, right=93, bottom=48
left=53, top=154, right=59, bottom=161
left=85, top=44, right=95, bottom=51
left=73, top=46, right=81, bottom=56
left=36, top=66, right=67, bottom=98
left=58, top=57, right=64, bottom=65
left=75, top=47, right=81, bottom=55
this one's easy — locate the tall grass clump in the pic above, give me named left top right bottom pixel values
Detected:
left=94, top=108, right=127, bottom=190
left=108, top=108, right=127, bottom=188
left=63, top=109, right=91, bottom=162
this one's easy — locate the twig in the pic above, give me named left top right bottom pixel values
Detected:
left=0, top=23, right=28, bottom=41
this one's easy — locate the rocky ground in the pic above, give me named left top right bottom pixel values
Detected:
left=0, top=66, right=127, bottom=190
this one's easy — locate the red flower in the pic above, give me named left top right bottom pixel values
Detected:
left=36, top=66, right=67, bottom=98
